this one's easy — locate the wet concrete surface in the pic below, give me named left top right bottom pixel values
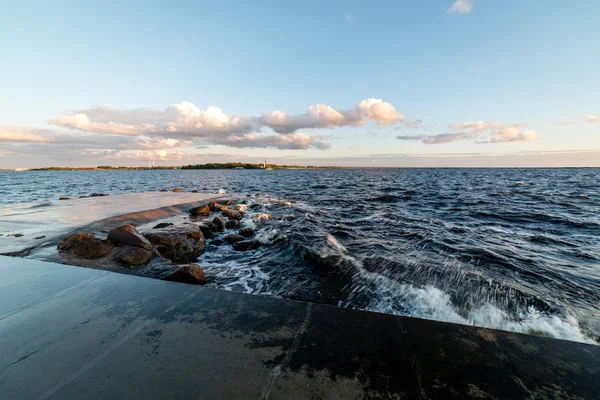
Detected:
left=0, top=256, right=599, bottom=399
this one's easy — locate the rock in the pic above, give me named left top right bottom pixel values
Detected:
left=144, top=223, right=205, bottom=263
left=250, top=203, right=263, bottom=210
left=59, top=196, right=69, bottom=200
left=35, top=235, right=46, bottom=239
left=58, top=233, right=113, bottom=259
left=165, top=265, right=205, bottom=285
left=282, top=215, right=296, bottom=221
left=89, top=193, right=107, bottom=197
left=224, top=234, right=245, bottom=244
left=214, top=205, right=228, bottom=212
left=198, top=223, right=216, bottom=239
left=212, top=217, right=226, bottom=231
left=173, top=188, right=181, bottom=193
left=222, top=209, right=243, bottom=220
left=189, top=204, right=210, bottom=216
left=232, top=239, right=260, bottom=251
left=160, top=189, right=168, bottom=192
left=79, top=195, right=88, bottom=198
left=107, top=224, right=152, bottom=250
left=192, top=189, right=199, bottom=193
left=114, top=246, right=153, bottom=267
left=11, top=233, right=24, bottom=238
left=153, top=222, right=174, bottom=229
left=239, top=228, right=255, bottom=238
left=225, top=219, right=240, bottom=229
left=211, top=239, right=224, bottom=246
left=207, top=201, right=219, bottom=211
left=217, top=199, right=232, bottom=205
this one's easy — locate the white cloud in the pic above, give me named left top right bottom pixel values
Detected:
left=397, top=122, right=538, bottom=144
left=262, top=98, right=404, bottom=133
left=490, top=126, right=538, bottom=143
left=448, top=121, right=496, bottom=134
left=447, top=0, right=474, bottom=14
left=578, top=113, right=599, bottom=122
left=0, top=127, right=48, bottom=142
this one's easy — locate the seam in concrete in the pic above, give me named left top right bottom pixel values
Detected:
left=398, top=317, right=430, bottom=400
left=260, top=302, right=313, bottom=400
left=0, top=273, right=110, bottom=322
left=37, top=287, right=203, bottom=400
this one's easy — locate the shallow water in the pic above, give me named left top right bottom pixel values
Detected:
left=1, top=168, right=599, bottom=343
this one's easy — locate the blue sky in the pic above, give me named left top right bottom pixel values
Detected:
left=0, top=0, right=599, bottom=168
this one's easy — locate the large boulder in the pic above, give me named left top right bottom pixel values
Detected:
left=232, top=239, right=260, bottom=252
left=165, top=265, right=205, bottom=285
left=189, top=204, right=210, bottom=216
left=114, top=246, right=153, bottom=267
left=107, top=224, right=152, bottom=250
left=144, top=223, right=205, bottom=263
left=58, top=233, right=113, bottom=259
left=211, top=217, right=225, bottom=231
left=217, top=199, right=232, bottom=206
left=198, top=223, right=216, bottom=239
left=222, top=209, right=243, bottom=220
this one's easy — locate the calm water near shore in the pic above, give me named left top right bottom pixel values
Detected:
left=1, top=168, right=599, bottom=343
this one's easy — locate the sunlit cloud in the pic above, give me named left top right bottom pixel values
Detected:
left=578, top=113, right=599, bottom=122
left=397, top=121, right=538, bottom=144
left=214, top=132, right=329, bottom=150
left=447, top=0, right=474, bottom=14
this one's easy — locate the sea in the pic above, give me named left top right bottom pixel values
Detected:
left=1, top=168, right=599, bottom=344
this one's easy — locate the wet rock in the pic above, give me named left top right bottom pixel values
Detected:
left=160, top=189, right=168, bottom=192
left=232, top=239, right=260, bottom=251
left=153, top=222, right=174, bottom=229
left=35, top=235, right=46, bottom=239
left=107, top=224, right=152, bottom=250
left=173, top=188, right=181, bottom=193
left=11, top=233, right=24, bottom=238
left=282, top=215, right=296, bottom=221
left=89, top=193, right=107, bottom=197
left=165, top=265, right=205, bottom=285
left=198, top=223, right=216, bottom=239
left=58, top=233, right=114, bottom=259
left=212, top=217, right=226, bottom=231
left=222, top=209, right=243, bottom=220
left=59, top=196, right=69, bottom=200
left=79, top=195, right=88, bottom=199
left=114, top=246, right=153, bottom=267
left=214, top=205, right=228, bottom=212
left=189, top=204, right=210, bottom=216
left=250, top=203, right=263, bottom=210
left=207, top=201, right=219, bottom=211
left=239, top=228, right=255, bottom=238
left=192, top=189, right=199, bottom=193
left=144, top=223, right=205, bottom=263
left=217, top=199, right=232, bottom=205
left=211, top=239, right=224, bottom=246
left=224, top=234, right=245, bottom=244
left=225, top=219, right=240, bottom=229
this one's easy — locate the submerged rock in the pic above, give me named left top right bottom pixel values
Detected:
left=165, top=265, right=205, bottom=285
left=107, top=224, right=152, bottom=250
left=239, top=227, right=255, bottom=238
left=153, top=222, right=174, bottom=229
left=225, top=219, right=240, bottom=229
left=224, top=234, right=245, bottom=244
left=160, top=189, right=168, bottom=192
left=232, top=239, right=260, bottom=251
left=189, top=204, right=210, bottom=216
left=222, top=209, right=243, bottom=220
left=79, top=195, right=88, bottom=199
left=144, top=223, right=205, bottom=263
left=114, top=246, right=153, bottom=267
left=282, top=215, right=296, bottom=221
left=58, top=233, right=113, bottom=259
left=191, top=189, right=199, bottom=193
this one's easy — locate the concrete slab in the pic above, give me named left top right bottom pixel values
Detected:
left=0, top=256, right=598, bottom=399
left=0, top=192, right=221, bottom=254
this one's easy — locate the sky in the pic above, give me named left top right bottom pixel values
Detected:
left=0, top=0, right=599, bottom=168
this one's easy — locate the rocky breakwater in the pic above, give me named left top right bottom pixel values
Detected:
left=55, top=198, right=265, bottom=285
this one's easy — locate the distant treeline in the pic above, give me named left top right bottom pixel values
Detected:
left=27, top=163, right=327, bottom=171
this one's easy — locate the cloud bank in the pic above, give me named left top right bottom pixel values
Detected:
left=447, top=0, right=474, bottom=14
left=397, top=121, right=538, bottom=144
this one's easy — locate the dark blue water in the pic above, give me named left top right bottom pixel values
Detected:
left=1, top=168, right=599, bottom=343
